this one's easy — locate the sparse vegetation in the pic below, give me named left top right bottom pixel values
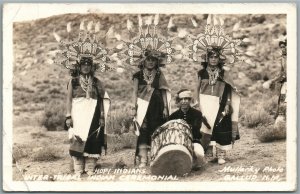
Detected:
left=31, top=147, right=62, bottom=162
left=241, top=108, right=274, bottom=128
left=12, top=13, right=287, bottom=181
left=256, top=122, right=286, bottom=142
left=41, top=99, right=65, bottom=131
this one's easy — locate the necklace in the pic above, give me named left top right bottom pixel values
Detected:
left=79, top=75, right=89, bottom=92
left=143, top=69, right=156, bottom=85
left=79, top=75, right=93, bottom=99
left=207, top=66, right=220, bottom=86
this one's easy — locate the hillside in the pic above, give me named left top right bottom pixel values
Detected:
left=11, top=13, right=287, bottom=183
left=13, top=13, right=286, bottom=113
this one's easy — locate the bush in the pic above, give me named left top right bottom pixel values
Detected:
left=241, top=108, right=274, bottom=128
left=106, top=109, right=132, bottom=135
left=31, top=147, right=62, bottom=162
left=41, top=99, right=65, bottom=131
left=262, top=96, right=278, bottom=115
left=108, top=133, right=136, bottom=153
left=13, top=145, right=29, bottom=162
left=256, top=122, right=286, bottom=142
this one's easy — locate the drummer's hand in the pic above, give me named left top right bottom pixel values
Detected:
left=99, top=117, right=105, bottom=128
left=163, top=107, right=169, bottom=120
left=66, top=117, right=73, bottom=129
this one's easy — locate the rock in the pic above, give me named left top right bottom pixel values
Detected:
left=262, top=80, right=272, bottom=89
left=238, top=72, right=246, bottom=79
left=245, top=51, right=256, bottom=57
left=245, top=59, right=256, bottom=68
left=247, top=45, right=256, bottom=51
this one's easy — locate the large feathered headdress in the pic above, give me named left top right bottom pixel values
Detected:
left=187, top=15, right=243, bottom=65
left=54, top=21, right=117, bottom=73
left=117, top=14, right=180, bottom=69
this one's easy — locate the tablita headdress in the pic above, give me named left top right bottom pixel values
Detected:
left=187, top=15, right=243, bottom=65
left=54, top=21, right=116, bottom=73
left=117, top=14, right=179, bottom=69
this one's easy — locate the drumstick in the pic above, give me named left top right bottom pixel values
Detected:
left=202, top=116, right=211, bottom=129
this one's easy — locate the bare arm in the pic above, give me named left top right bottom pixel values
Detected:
left=99, top=93, right=105, bottom=127
left=196, top=76, right=202, bottom=111
left=65, top=79, right=73, bottom=129
left=66, top=79, right=73, bottom=116
left=132, top=78, right=138, bottom=106
left=162, top=89, right=169, bottom=115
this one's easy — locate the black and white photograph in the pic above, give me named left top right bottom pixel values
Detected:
left=2, top=3, right=297, bottom=192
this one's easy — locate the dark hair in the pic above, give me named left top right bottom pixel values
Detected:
left=76, top=56, right=95, bottom=76
left=201, top=48, right=225, bottom=69
left=279, top=40, right=287, bottom=47
left=138, top=56, right=160, bottom=70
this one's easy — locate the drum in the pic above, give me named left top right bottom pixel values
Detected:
left=150, top=119, right=193, bottom=176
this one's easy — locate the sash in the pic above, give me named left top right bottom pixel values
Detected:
left=136, top=71, right=171, bottom=127
left=200, top=70, right=241, bottom=135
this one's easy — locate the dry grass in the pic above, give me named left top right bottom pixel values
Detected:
left=41, top=99, right=65, bottom=131
left=31, top=146, right=63, bottom=162
left=107, top=133, right=136, bottom=153
left=241, top=108, right=274, bottom=128
left=256, top=121, right=286, bottom=142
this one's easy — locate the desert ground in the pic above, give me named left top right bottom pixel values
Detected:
left=11, top=13, right=287, bottom=182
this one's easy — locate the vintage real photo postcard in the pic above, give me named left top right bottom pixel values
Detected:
left=2, top=3, right=297, bottom=192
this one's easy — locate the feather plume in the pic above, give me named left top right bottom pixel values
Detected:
left=87, top=21, right=93, bottom=31
left=219, top=17, right=224, bottom=26
left=106, top=26, right=114, bottom=38
left=154, top=14, right=159, bottom=25
left=232, top=22, right=240, bottom=32
left=53, top=31, right=61, bottom=42
left=95, top=22, right=100, bottom=33
left=167, top=17, right=174, bottom=29
left=138, top=15, right=143, bottom=27
left=191, top=18, right=198, bottom=28
left=127, top=19, right=133, bottom=31
left=115, top=33, right=121, bottom=41
left=145, top=16, right=152, bottom=25
left=213, top=15, right=219, bottom=25
left=207, top=14, right=212, bottom=25
left=80, top=21, right=85, bottom=31
left=67, top=22, right=72, bottom=33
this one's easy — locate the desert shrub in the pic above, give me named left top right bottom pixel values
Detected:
left=13, top=145, right=29, bottom=162
left=241, top=108, right=274, bottom=128
left=49, top=87, right=61, bottom=94
left=256, top=122, right=286, bottom=142
left=30, top=132, right=48, bottom=139
left=262, top=96, right=278, bottom=115
left=108, top=133, right=136, bottom=153
left=106, top=109, right=132, bottom=135
left=41, top=99, right=65, bottom=131
left=248, top=71, right=263, bottom=81
left=31, top=147, right=62, bottom=162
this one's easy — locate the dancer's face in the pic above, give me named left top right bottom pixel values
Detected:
left=280, top=43, right=287, bottom=56
left=144, top=56, right=157, bottom=70
left=80, top=58, right=92, bottom=75
left=208, top=53, right=220, bottom=66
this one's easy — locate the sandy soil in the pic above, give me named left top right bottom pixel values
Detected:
left=12, top=120, right=286, bottom=182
